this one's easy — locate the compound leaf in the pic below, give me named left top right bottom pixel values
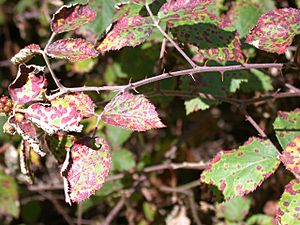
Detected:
left=46, top=38, right=98, bottom=62
left=280, top=135, right=300, bottom=178
left=273, top=109, right=300, bottom=150
left=0, top=171, right=19, bottom=218
left=61, top=137, right=111, bottom=204
left=201, top=137, right=280, bottom=199
left=101, top=93, right=165, bottom=131
left=246, top=8, right=300, bottom=54
left=26, top=97, right=84, bottom=135
left=11, top=44, right=40, bottom=65
left=96, top=16, right=153, bottom=52
left=8, top=64, right=46, bottom=105
left=276, top=179, right=300, bottom=224
left=51, top=3, right=96, bottom=34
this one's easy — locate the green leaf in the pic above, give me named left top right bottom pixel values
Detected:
left=228, top=0, right=275, bottom=37
left=246, top=8, right=300, bottom=54
left=280, top=135, right=300, bottom=178
left=46, top=38, right=98, bottom=62
left=106, top=125, right=133, bottom=149
left=217, top=197, right=251, bottom=222
left=101, top=93, right=165, bottom=131
left=51, top=3, right=96, bottom=33
left=201, top=137, right=280, bottom=199
left=61, top=137, right=111, bottom=204
left=246, top=214, right=273, bottom=225
left=276, top=179, right=300, bottom=224
left=111, top=149, right=136, bottom=172
left=0, top=171, right=19, bottom=218
left=273, top=109, right=300, bottom=150
left=240, top=69, right=274, bottom=92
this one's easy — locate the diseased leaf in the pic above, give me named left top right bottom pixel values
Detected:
left=95, top=16, right=153, bottom=52
left=0, top=171, right=19, bottom=218
left=11, top=44, right=40, bottom=65
left=101, top=93, right=165, bottom=131
left=280, top=135, right=300, bottom=178
left=273, top=109, right=300, bottom=150
left=276, top=179, right=300, bottom=225
left=8, top=114, right=46, bottom=157
left=63, top=93, right=95, bottom=118
left=61, top=137, right=111, bottom=204
left=46, top=38, right=98, bottom=62
left=8, top=64, right=46, bottom=105
left=46, top=134, right=76, bottom=164
left=227, top=0, right=275, bottom=37
left=158, top=0, right=217, bottom=27
left=25, top=97, right=84, bottom=135
left=51, top=3, right=96, bottom=34
left=246, top=8, right=300, bottom=54
left=201, top=137, right=280, bottom=199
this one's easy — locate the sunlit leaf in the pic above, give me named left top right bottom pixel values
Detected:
left=246, top=8, right=300, bottom=54
left=96, top=16, right=153, bottom=52
left=8, top=64, right=46, bottom=105
left=51, top=3, right=96, bottom=33
left=0, top=171, right=19, bottom=218
left=201, top=137, right=280, bottom=199
left=101, top=93, right=165, bottom=131
left=46, top=38, right=98, bottom=62
left=8, top=114, right=45, bottom=157
left=246, top=214, right=273, bottom=225
left=61, top=137, right=111, bottom=204
left=25, top=97, right=84, bottom=135
left=276, top=179, right=300, bottom=224
left=273, top=109, right=300, bottom=149
left=11, top=44, right=40, bottom=65
left=63, top=93, right=95, bottom=118
left=280, top=135, right=300, bottom=178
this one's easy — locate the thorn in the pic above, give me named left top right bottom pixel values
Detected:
left=190, top=73, right=196, bottom=81
left=204, top=60, right=208, bottom=67
left=220, top=71, right=224, bottom=82
left=132, top=86, right=139, bottom=93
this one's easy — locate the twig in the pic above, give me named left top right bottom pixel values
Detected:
left=44, top=32, right=56, bottom=51
left=145, top=3, right=197, bottom=68
left=101, top=198, right=125, bottom=225
left=49, top=63, right=284, bottom=99
left=241, top=108, right=267, bottom=138
left=77, top=202, right=83, bottom=225
left=38, top=191, right=75, bottom=225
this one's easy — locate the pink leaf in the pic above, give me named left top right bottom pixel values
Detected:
left=8, top=64, right=46, bottom=105
left=25, top=97, right=84, bottom=135
left=63, top=93, right=95, bottom=118
left=101, top=93, right=165, bottom=131
left=51, top=3, right=96, bottom=34
left=61, top=137, right=111, bottom=204
left=46, top=38, right=98, bottom=62
left=246, top=8, right=300, bottom=54
left=11, top=44, right=40, bottom=65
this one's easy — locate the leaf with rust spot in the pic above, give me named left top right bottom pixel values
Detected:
left=280, top=135, right=300, bottom=178
left=276, top=179, right=300, bottom=224
left=63, top=93, right=95, bottom=118
left=246, top=8, right=300, bottom=54
left=8, top=64, right=46, bottom=105
left=51, top=3, right=96, bottom=34
left=61, top=137, right=111, bottom=204
left=25, top=97, right=84, bottom=135
left=96, top=16, right=153, bottom=52
left=46, top=38, right=98, bottom=62
left=11, top=44, right=41, bottom=65
left=201, top=137, right=280, bottom=199
left=273, top=109, right=300, bottom=150
left=101, top=93, right=165, bottom=131
left=0, top=171, right=19, bottom=218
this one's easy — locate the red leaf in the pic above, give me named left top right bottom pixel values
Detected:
left=46, top=38, right=98, bottom=62
left=101, top=93, right=165, bottom=131
left=61, top=137, right=111, bottom=204
left=8, top=64, right=46, bottom=105
left=63, top=93, right=95, bottom=118
left=51, top=3, right=96, bottom=34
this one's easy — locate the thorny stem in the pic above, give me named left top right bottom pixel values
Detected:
left=145, top=3, right=198, bottom=68
left=49, top=63, right=284, bottom=99
left=241, top=108, right=267, bottom=139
